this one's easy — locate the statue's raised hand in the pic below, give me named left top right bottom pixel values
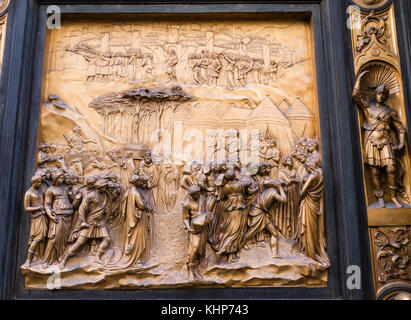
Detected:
left=357, top=70, right=369, bottom=79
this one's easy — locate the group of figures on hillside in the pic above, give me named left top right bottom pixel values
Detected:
left=22, top=125, right=329, bottom=280
left=68, top=42, right=291, bottom=89
left=23, top=169, right=122, bottom=270
left=22, top=122, right=180, bottom=271
left=180, top=135, right=327, bottom=279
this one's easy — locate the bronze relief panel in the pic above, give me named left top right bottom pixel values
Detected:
left=21, top=14, right=329, bottom=289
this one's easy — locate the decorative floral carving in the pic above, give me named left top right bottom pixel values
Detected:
left=374, top=227, right=410, bottom=283
left=350, top=5, right=400, bottom=75
left=355, top=11, right=391, bottom=55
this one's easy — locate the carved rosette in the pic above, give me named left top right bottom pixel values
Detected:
left=352, top=0, right=392, bottom=11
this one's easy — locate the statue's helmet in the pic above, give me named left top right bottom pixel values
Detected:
left=375, top=84, right=390, bottom=97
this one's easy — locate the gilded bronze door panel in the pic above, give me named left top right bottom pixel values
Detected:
left=20, top=13, right=330, bottom=289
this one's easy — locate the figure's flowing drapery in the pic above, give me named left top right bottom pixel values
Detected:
left=211, top=181, right=248, bottom=255
left=114, top=186, right=151, bottom=268
left=247, top=187, right=284, bottom=237
left=139, top=161, right=158, bottom=211
left=297, top=172, right=329, bottom=264
left=43, top=186, right=74, bottom=263
left=158, top=164, right=179, bottom=214
left=271, top=169, right=299, bottom=239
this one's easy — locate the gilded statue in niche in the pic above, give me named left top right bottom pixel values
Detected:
left=349, top=4, right=411, bottom=209
left=353, top=68, right=410, bottom=208
left=21, top=16, right=330, bottom=289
